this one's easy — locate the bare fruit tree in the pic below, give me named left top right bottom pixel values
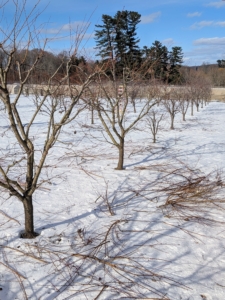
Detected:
left=0, top=0, right=99, bottom=238
left=128, top=82, right=142, bottom=113
left=162, top=87, right=180, bottom=130
left=146, top=109, right=164, bottom=143
left=84, top=85, right=101, bottom=124
left=94, top=71, right=160, bottom=170
left=179, top=86, right=190, bottom=121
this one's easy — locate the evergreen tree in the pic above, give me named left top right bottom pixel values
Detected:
left=95, top=10, right=141, bottom=74
left=168, top=46, right=183, bottom=84
left=95, top=12, right=183, bottom=82
left=217, top=59, right=225, bottom=68
left=148, top=40, right=169, bottom=81
left=114, top=10, right=141, bottom=68
left=114, top=10, right=128, bottom=72
left=140, top=46, right=153, bottom=79
left=141, top=43, right=183, bottom=83
left=95, top=15, right=115, bottom=60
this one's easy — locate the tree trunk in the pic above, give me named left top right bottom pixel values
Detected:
left=91, top=105, right=94, bottom=124
left=196, top=103, right=199, bottom=112
left=21, top=196, right=39, bottom=239
left=191, top=101, right=194, bottom=116
left=115, top=139, right=124, bottom=170
left=182, top=112, right=186, bottom=121
left=170, top=115, right=175, bottom=130
left=132, top=101, right=136, bottom=113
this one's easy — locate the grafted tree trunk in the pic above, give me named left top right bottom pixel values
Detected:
left=170, top=114, right=175, bottom=130
left=21, top=196, right=39, bottom=239
left=116, top=139, right=124, bottom=170
left=196, top=102, right=199, bottom=112
left=132, top=100, right=136, bottom=113
left=91, top=105, right=94, bottom=124
left=191, top=101, right=194, bottom=116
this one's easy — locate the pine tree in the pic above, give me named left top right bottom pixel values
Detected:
left=95, top=11, right=141, bottom=74
left=148, top=40, right=169, bottom=82
left=114, top=10, right=141, bottom=68
left=217, top=59, right=225, bottom=68
left=168, top=46, right=183, bottom=84
left=95, top=15, right=115, bottom=60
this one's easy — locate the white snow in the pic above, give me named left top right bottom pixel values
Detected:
left=0, top=97, right=225, bottom=299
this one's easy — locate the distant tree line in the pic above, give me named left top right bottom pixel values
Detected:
left=94, top=10, right=183, bottom=84
left=217, top=59, right=225, bottom=68
left=0, top=48, right=88, bottom=84
left=181, top=62, right=225, bottom=87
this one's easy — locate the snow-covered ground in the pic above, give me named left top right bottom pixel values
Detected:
left=0, top=97, right=225, bottom=299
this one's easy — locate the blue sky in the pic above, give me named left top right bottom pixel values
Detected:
left=2, top=0, right=225, bottom=66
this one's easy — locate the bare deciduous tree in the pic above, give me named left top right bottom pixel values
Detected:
left=146, top=109, right=164, bottom=143
left=84, top=85, right=101, bottom=124
left=0, top=0, right=99, bottom=238
left=179, top=86, right=190, bottom=121
left=128, top=82, right=142, bottom=113
left=94, top=70, right=160, bottom=170
left=162, top=87, right=180, bottom=130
